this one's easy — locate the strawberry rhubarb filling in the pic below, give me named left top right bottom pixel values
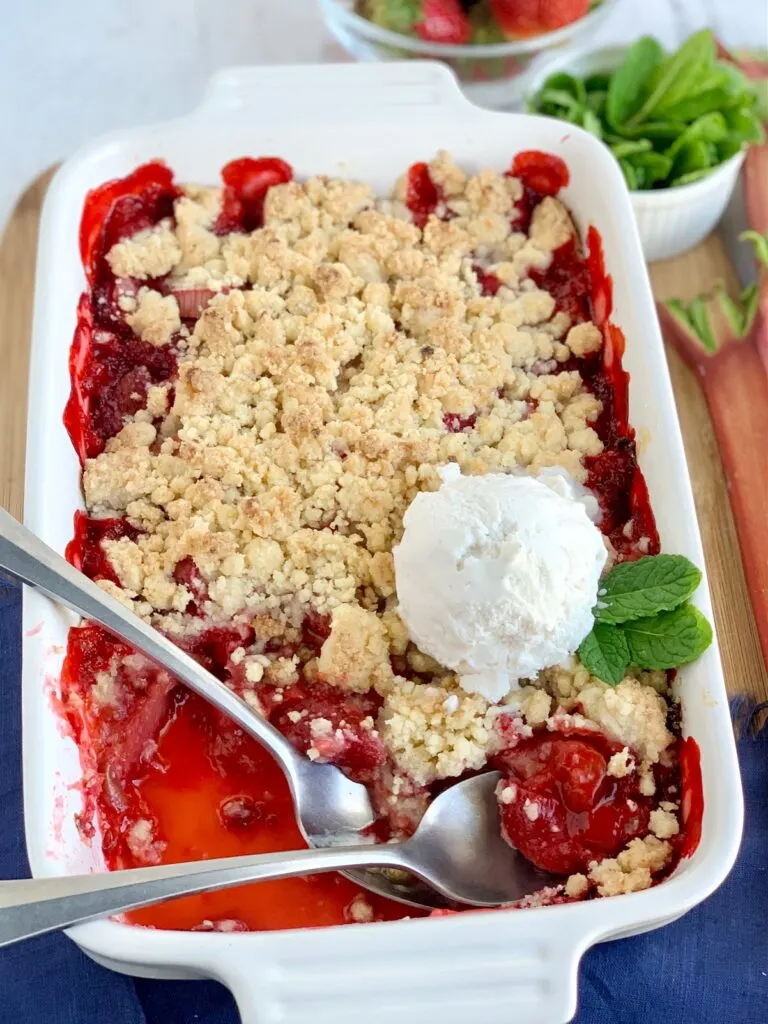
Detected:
left=59, top=150, right=704, bottom=931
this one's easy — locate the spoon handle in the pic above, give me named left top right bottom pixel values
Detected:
left=0, top=845, right=407, bottom=948
left=0, top=507, right=303, bottom=777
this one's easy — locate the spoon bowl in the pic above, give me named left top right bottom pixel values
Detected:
left=383, top=771, right=549, bottom=907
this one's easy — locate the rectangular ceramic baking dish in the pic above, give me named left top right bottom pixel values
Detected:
left=23, top=62, right=743, bottom=1024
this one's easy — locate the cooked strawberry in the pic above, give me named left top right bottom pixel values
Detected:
left=415, top=0, right=471, bottom=44
left=490, top=0, right=588, bottom=36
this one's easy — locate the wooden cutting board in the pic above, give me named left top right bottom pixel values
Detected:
left=1, top=170, right=765, bottom=701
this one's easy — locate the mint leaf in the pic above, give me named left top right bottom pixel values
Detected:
left=619, top=158, right=640, bottom=190
left=582, top=109, right=603, bottom=139
left=666, top=111, right=728, bottom=160
left=585, top=73, right=612, bottom=94
left=536, top=88, right=585, bottom=121
left=578, top=623, right=630, bottom=685
left=723, top=107, right=764, bottom=145
left=627, top=29, right=715, bottom=127
left=606, top=36, right=663, bottom=128
left=540, top=71, right=587, bottom=106
left=660, top=87, right=730, bottom=123
left=618, top=120, right=686, bottom=142
left=671, top=140, right=718, bottom=179
left=669, top=166, right=721, bottom=187
left=596, top=554, right=702, bottom=624
left=624, top=605, right=713, bottom=669
left=610, top=138, right=653, bottom=158
left=624, top=150, right=673, bottom=186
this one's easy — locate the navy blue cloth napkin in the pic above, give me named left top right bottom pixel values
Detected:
left=1, top=575, right=765, bottom=1023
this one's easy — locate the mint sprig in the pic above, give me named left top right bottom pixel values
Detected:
left=595, top=554, right=702, bottom=624
left=624, top=605, right=713, bottom=670
left=578, top=553, right=712, bottom=685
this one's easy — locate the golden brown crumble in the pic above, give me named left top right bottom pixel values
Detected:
left=126, top=288, right=181, bottom=347
left=578, top=679, right=673, bottom=763
left=90, top=154, right=602, bottom=643
left=606, top=747, right=635, bottom=779
left=377, top=678, right=493, bottom=786
left=83, top=151, right=675, bottom=842
left=345, top=894, right=376, bottom=924
left=564, top=873, right=589, bottom=899
left=106, top=221, right=182, bottom=280
left=649, top=807, right=680, bottom=839
left=587, top=835, right=672, bottom=897
left=318, top=604, right=393, bottom=693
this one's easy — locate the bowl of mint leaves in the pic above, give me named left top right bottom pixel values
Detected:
left=526, top=30, right=765, bottom=261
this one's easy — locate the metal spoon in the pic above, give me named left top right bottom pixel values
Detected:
left=0, top=771, right=550, bottom=949
left=0, top=508, right=547, bottom=911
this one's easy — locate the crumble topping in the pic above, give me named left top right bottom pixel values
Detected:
left=86, top=153, right=605, bottom=675
left=577, top=679, right=673, bottom=763
left=649, top=807, right=680, bottom=840
left=564, top=873, right=589, bottom=899
left=606, top=747, right=635, bottom=779
left=495, top=685, right=553, bottom=726
left=106, top=220, right=182, bottom=280
left=126, top=288, right=181, bottom=347
left=318, top=603, right=393, bottom=693
left=377, top=677, right=493, bottom=786
left=344, top=894, right=376, bottom=924
left=74, top=152, right=685, bottom=908
left=529, top=195, right=575, bottom=252
left=91, top=666, right=119, bottom=708
left=125, top=818, right=166, bottom=866
left=587, top=835, right=672, bottom=897
left=638, top=759, right=657, bottom=796
left=499, top=784, right=517, bottom=805
left=566, top=322, right=602, bottom=357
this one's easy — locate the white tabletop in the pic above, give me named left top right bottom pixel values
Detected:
left=0, top=0, right=763, bottom=233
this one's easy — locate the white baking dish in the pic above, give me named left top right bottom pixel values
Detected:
left=23, top=62, right=743, bottom=1024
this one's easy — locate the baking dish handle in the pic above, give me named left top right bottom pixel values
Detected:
left=195, top=61, right=471, bottom=119
left=222, top=917, right=596, bottom=1024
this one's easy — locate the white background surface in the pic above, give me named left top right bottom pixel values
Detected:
left=0, top=0, right=765, bottom=233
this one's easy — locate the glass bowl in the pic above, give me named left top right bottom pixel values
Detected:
left=319, top=0, right=622, bottom=109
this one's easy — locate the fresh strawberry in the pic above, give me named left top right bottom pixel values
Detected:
left=415, top=0, right=471, bottom=44
left=490, top=0, right=538, bottom=33
left=541, top=0, right=589, bottom=29
left=490, top=0, right=588, bottom=36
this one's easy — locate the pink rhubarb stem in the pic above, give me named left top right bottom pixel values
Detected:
left=659, top=305, right=768, bottom=669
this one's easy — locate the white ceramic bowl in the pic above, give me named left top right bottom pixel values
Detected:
left=319, top=0, right=622, bottom=110
left=526, top=46, right=746, bottom=262
left=24, top=62, right=742, bottom=1024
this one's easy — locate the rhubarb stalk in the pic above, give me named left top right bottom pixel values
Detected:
left=659, top=48, right=768, bottom=671
left=659, top=233, right=768, bottom=671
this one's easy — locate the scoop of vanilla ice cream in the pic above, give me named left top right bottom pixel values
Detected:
left=393, top=465, right=607, bottom=702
